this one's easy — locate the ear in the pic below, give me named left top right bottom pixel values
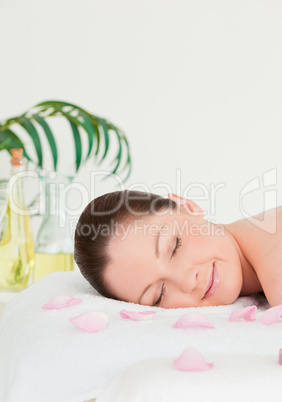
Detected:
left=168, top=193, right=205, bottom=217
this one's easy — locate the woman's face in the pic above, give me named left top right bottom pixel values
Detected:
left=104, top=197, right=243, bottom=309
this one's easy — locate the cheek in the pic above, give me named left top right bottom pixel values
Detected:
left=217, top=238, right=243, bottom=299
left=183, top=234, right=214, bottom=263
left=184, top=230, right=239, bottom=266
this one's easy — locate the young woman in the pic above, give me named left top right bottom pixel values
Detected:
left=74, top=190, right=282, bottom=308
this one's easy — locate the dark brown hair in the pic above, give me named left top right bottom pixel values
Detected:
left=74, top=190, right=176, bottom=300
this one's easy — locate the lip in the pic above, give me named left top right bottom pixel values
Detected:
left=203, top=262, right=219, bottom=299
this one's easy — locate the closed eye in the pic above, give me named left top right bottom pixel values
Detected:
left=171, top=236, right=182, bottom=258
left=154, top=236, right=182, bottom=306
left=154, top=283, right=165, bottom=306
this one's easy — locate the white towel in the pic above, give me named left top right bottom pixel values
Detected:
left=0, top=271, right=280, bottom=402
left=97, top=354, right=282, bottom=402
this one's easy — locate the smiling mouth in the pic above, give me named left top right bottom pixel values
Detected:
left=203, top=263, right=220, bottom=299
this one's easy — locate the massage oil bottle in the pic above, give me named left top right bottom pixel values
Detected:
left=0, top=149, right=35, bottom=290
left=33, top=172, right=74, bottom=282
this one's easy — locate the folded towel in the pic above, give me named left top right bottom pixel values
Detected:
left=0, top=271, right=280, bottom=402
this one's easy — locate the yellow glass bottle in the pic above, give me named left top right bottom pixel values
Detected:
left=33, top=172, right=74, bottom=282
left=0, top=149, right=35, bottom=290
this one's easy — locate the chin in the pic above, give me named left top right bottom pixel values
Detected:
left=214, top=288, right=240, bottom=306
left=225, top=290, right=241, bottom=305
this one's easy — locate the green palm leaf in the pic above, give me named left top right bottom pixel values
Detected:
left=60, top=110, right=93, bottom=163
left=37, top=101, right=98, bottom=164
left=0, top=128, right=31, bottom=161
left=36, top=100, right=83, bottom=110
left=0, top=100, right=132, bottom=182
left=78, top=111, right=95, bottom=159
left=17, top=117, right=43, bottom=168
left=89, top=117, right=101, bottom=157
left=119, top=135, right=132, bottom=180
left=68, top=119, right=82, bottom=171
left=110, top=127, right=123, bottom=175
left=32, top=114, right=58, bottom=170
left=97, top=118, right=110, bottom=164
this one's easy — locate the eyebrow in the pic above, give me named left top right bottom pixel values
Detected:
left=155, top=229, right=161, bottom=258
left=138, top=230, right=161, bottom=304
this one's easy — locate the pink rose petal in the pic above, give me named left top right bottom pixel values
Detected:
left=119, top=310, right=156, bottom=321
left=173, top=312, right=214, bottom=329
left=42, top=294, right=83, bottom=310
left=173, top=347, right=214, bottom=372
left=69, top=311, right=108, bottom=333
left=260, top=304, right=282, bottom=325
left=228, top=306, right=257, bottom=322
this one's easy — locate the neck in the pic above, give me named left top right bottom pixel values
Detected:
left=222, top=222, right=263, bottom=296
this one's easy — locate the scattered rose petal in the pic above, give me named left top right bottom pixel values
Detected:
left=260, top=304, right=282, bottom=325
left=228, top=306, right=257, bottom=322
left=119, top=310, right=156, bottom=321
left=42, top=294, right=83, bottom=310
left=173, top=312, right=214, bottom=329
left=173, top=347, right=214, bottom=372
left=69, top=311, right=108, bottom=333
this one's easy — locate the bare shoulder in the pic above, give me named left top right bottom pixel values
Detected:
left=252, top=205, right=282, bottom=230
left=228, top=205, right=282, bottom=306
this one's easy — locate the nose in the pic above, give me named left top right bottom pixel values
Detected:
left=167, top=266, right=199, bottom=294
left=181, top=268, right=198, bottom=293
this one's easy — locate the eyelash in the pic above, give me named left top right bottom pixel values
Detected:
left=171, top=236, right=182, bottom=258
left=154, top=283, right=166, bottom=307
left=154, top=236, right=182, bottom=306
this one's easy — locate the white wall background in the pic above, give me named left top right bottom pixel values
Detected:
left=1, top=0, right=282, bottom=236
